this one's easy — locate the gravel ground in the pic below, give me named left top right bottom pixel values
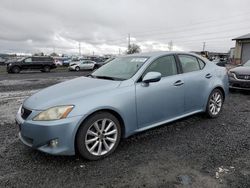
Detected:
left=0, top=72, right=249, bottom=188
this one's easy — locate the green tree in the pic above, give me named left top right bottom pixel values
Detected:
left=50, top=52, right=59, bottom=57
left=126, top=44, right=141, bottom=54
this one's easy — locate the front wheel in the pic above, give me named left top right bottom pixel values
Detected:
left=75, top=66, right=80, bottom=71
left=76, top=112, right=121, bottom=160
left=12, top=66, right=20, bottom=73
left=206, top=89, right=224, bottom=118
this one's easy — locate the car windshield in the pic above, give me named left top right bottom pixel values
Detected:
left=243, top=60, right=250, bottom=67
left=17, top=57, right=26, bottom=61
left=91, top=56, right=148, bottom=80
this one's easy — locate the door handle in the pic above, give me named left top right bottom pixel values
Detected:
left=205, top=73, right=212, bottom=79
left=174, top=80, right=184, bottom=86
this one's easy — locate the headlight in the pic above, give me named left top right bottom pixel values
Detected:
left=33, top=105, right=74, bottom=121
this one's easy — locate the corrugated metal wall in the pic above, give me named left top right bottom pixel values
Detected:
left=241, top=43, right=250, bottom=64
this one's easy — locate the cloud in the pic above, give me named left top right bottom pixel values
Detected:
left=0, top=0, right=250, bottom=54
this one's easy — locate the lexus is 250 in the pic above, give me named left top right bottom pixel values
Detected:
left=16, top=52, right=228, bottom=160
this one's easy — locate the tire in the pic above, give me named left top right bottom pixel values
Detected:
left=11, top=66, right=20, bottom=73
left=206, top=89, right=224, bottom=118
left=43, top=66, right=50, bottom=72
left=76, top=112, right=121, bottom=160
left=75, top=66, right=80, bottom=71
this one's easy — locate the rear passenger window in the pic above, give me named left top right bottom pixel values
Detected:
left=178, top=55, right=200, bottom=73
left=143, top=55, right=177, bottom=78
left=198, top=59, right=205, bottom=69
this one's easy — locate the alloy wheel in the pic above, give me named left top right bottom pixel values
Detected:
left=85, top=118, right=118, bottom=156
left=209, top=91, right=222, bottom=116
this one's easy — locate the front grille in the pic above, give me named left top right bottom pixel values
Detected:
left=21, top=107, right=32, bottom=120
left=236, top=74, right=250, bottom=80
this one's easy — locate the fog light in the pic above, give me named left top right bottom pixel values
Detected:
left=49, top=139, right=58, bottom=147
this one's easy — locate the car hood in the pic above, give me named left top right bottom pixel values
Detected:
left=230, top=66, right=250, bottom=75
left=23, top=76, right=121, bottom=110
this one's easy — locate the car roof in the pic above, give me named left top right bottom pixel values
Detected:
left=123, top=51, right=198, bottom=59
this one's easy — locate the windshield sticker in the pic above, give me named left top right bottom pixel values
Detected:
left=130, top=58, right=148, bottom=63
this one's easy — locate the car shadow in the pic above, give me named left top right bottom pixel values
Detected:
left=229, top=89, right=250, bottom=95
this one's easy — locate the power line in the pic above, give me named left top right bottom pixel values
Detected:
left=129, top=10, right=250, bottom=36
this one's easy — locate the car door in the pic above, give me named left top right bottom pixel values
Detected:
left=80, top=61, right=88, bottom=70
left=136, top=55, right=185, bottom=129
left=85, top=61, right=94, bottom=69
left=88, top=61, right=95, bottom=69
left=22, top=57, right=32, bottom=70
left=32, top=57, right=42, bottom=69
left=177, top=54, right=209, bottom=113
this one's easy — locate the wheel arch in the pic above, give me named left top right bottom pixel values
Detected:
left=213, top=86, right=225, bottom=101
left=204, top=85, right=226, bottom=112
left=74, top=108, right=126, bottom=153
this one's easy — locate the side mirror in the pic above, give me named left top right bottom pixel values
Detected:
left=142, top=72, right=161, bottom=83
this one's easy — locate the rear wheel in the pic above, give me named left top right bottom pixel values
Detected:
left=12, top=66, right=20, bottom=73
left=76, top=112, right=121, bottom=160
left=43, top=66, right=50, bottom=72
left=206, top=89, right=224, bottom=118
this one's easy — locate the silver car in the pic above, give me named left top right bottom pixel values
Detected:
left=68, top=60, right=96, bottom=71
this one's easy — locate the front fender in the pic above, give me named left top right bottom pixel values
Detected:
left=70, top=84, right=138, bottom=142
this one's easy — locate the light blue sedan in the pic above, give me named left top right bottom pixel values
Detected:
left=16, top=52, right=229, bottom=160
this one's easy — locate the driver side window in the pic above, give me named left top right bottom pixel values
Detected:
left=142, top=55, right=178, bottom=78
left=24, top=58, right=32, bottom=63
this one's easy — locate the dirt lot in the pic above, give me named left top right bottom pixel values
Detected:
left=0, top=69, right=249, bottom=188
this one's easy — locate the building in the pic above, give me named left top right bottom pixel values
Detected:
left=232, top=33, right=250, bottom=64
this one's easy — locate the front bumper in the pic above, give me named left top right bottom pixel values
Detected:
left=229, top=76, right=250, bottom=90
left=16, top=108, right=83, bottom=155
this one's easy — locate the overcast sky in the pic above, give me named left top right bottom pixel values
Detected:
left=0, top=0, right=250, bottom=55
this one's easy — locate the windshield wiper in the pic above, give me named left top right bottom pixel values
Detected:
left=95, top=76, right=115, bottom=80
left=94, top=75, right=125, bottom=81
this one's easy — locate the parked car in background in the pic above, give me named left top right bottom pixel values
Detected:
left=62, top=58, right=71, bottom=66
left=54, top=59, right=63, bottom=66
left=212, top=59, right=228, bottom=67
left=68, top=60, right=96, bottom=71
left=6, top=56, right=56, bottom=73
left=0, top=57, right=5, bottom=65
left=16, top=52, right=228, bottom=160
left=228, top=60, right=250, bottom=90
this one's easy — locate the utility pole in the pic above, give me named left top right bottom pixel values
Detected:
left=79, top=42, right=81, bottom=56
left=168, top=41, right=173, bottom=51
left=202, top=42, right=206, bottom=51
left=128, top=33, right=131, bottom=49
